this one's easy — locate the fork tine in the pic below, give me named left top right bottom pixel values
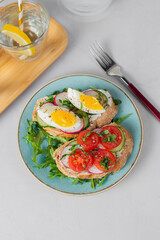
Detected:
left=95, top=41, right=115, bottom=65
left=93, top=42, right=112, bottom=65
left=90, top=45, right=107, bottom=71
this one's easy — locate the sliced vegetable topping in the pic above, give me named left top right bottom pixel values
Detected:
left=100, top=126, right=123, bottom=150
left=77, top=130, right=100, bottom=151
left=68, top=149, right=94, bottom=172
left=93, top=149, right=117, bottom=172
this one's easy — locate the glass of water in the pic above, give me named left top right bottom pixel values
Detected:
left=0, top=0, right=50, bottom=62
left=59, top=0, right=113, bottom=16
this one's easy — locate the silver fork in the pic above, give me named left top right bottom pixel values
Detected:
left=90, top=42, right=160, bottom=121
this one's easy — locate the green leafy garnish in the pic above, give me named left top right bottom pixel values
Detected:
left=24, top=120, right=66, bottom=168
left=80, top=102, right=83, bottom=110
left=100, top=157, right=116, bottom=171
left=60, top=99, right=75, bottom=109
left=100, top=130, right=116, bottom=143
left=69, top=144, right=82, bottom=151
left=39, top=95, right=54, bottom=107
left=99, top=129, right=109, bottom=136
left=114, top=114, right=131, bottom=124
left=112, top=98, right=122, bottom=105
left=62, top=88, right=67, bottom=92
left=82, top=131, right=94, bottom=141
left=102, top=134, right=116, bottom=143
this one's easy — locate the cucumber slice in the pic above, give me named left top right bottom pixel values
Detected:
left=110, top=127, right=125, bottom=153
left=100, top=92, right=108, bottom=108
left=36, top=113, right=50, bottom=127
left=74, top=110, right=89, bottom=129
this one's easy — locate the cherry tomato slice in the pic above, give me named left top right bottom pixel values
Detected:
left=68, top=149, right=94, bottom=172
left=77, top=130, right=100, bottom=151
left=100, top=126, right=123, bottom=150
left=93, top=149, right=117, bottom=172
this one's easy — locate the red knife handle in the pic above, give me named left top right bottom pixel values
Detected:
left=128, top=83, right=160, bottom=120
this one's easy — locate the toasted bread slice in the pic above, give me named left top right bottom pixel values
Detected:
left=32, top=97, right=77, bottom=138
left=53, top=123, right=133, bottom=179
left=32, top=90, right=118, bottom=138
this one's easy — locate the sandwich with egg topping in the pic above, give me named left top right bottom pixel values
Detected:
left=32, top=88, right=118, bottom=138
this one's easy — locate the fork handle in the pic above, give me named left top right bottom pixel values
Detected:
left=127, top=82, right=160, bottom=120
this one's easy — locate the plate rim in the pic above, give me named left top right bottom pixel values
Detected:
left=17, top=74, right=143, bottom=196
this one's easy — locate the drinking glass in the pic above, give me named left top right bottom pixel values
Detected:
left=0, top=0, right=50, bottom=62
left=59, top=0, right=113, bottom=16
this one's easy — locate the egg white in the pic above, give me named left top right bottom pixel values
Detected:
left=37, top=103, right=83, bottom=132
left=67, top=88, right=105, bottom=114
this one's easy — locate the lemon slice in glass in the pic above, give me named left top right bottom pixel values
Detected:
left=1, top=24, right=35, bottom=56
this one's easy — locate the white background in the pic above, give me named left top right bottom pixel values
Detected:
left=1, top=0, right=160, bottom=239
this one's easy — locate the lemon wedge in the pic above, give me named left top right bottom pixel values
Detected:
left=1, top=24, right=35, bottom=56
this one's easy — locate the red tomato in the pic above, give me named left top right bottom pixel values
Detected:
left=93, top=149, right=117, bottom=172
left=68, top=149, right=94, bottom=172
left=77, top=130, right=100, bottom=151
left=100, top=126, right=123, bottom=150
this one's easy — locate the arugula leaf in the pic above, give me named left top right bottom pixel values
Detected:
left=69, top=144, right=82, bottom=151
left=24, top=120, right=66, bottom=167
left=62, top=88, right=68, bottom=92
left=39, top=95, right=54, bottom=107
left=112, top=98, right=122, bottom=105
left=98, top=175, right=108, bottom=187
left=24, top=120, right=110, bottom=189
left=60, top=99, right=75, bottom=109
left=114, top=114, right=131, bottom=124
left=52, top=90, right=60, bottom=95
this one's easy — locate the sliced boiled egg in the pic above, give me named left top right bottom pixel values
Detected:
left=37, top=103, right=84, bottom=133
left=67, top=88, right=105, bottom=114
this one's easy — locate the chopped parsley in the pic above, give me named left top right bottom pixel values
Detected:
left=100, top=130, right=117, bottom=143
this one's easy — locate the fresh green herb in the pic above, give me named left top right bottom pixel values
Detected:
left=83, top=164, right=86, bottom=169
left=61, top=152, right=74, bottom=160
left=69, top=144, right=82, bottom=151
left=80, top=102, right=83, bottom=110
left=82, top=150, right=89, bottom=156
left=24, top=120, right=65, bottom=167
left=62, top=88, right=68, bottom=92
left=99, top=129, right=109, bottom=137
left=102, top=134, right=116, bottom=143
left=114, top=114, right=131, bottom=124
left=100, top=129, right=116, bottom=143
left=98, top=175, right=108, bottom=187
left=82, top=131, right=93, bottom=141
left=60, top=99, right=75, bottom=109
left=52, top=90, right=60, bottom=95
left=112, top=98, right=122, bottom=105
left=69, top=178, right=88, bottom=185
left=100, top=156, right=110, bottom=170
left=39, top=95, right=54, bottom=107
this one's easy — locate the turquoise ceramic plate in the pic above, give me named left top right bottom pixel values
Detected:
left=18, top=74, right=143, bottom=195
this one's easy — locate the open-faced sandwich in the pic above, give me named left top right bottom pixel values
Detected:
left=25, top=86, right=133, bottom=189
left=32, top=88, right=118, bottom=139
left=53, top=123, right=133, bottom=179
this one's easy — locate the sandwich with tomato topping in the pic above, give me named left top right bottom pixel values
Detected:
left=32, top=88, right=118, bottom=139
left=53, top=123, right=133, bottom=179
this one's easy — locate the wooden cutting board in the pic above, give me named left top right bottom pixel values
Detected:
left=0, top=18, right=68, bottom=114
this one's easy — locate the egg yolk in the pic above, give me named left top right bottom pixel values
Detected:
left=51, top=110, right=77, bottom=127
left=80, top=94, right=103, bottom=110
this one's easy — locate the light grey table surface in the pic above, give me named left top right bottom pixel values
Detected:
left=0, top=0, right=160, bottom=239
